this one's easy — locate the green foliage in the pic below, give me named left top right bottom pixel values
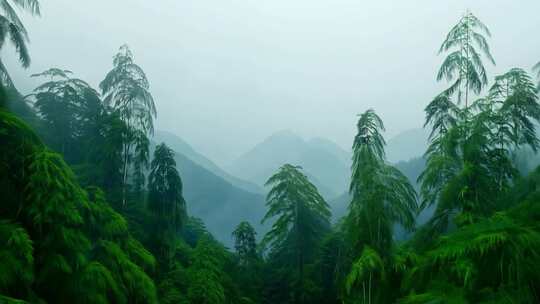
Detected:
left=400, top=207, right=540, bottom=303
left=100, top=44, right=156, bottom=134
left=344, top=109, right=418, bottom=303
left=262, top=164, right=331, bottom=251
left=232, top=221, right=258, bottom=266
left=0, top=0, right=40, bottom=88
left=100, top=44, right=155, bottom=205
left=345, top=246, right=384, bottom=297
left=3, top=6, right=540, bottom=304
left=1, top=102, right=157, bottom=303
left=0, top=220, right=33, bottom=296
left=29, top=68, right=100, bottom=161
left=262, top=164, right=331, bottom=303
left=148, top=143, right=186, bottom=230
left=147, top=142, right=187, bottom=265
left=421, top=68, right=540, bottom=233
left=348, top=109, right=418, bottom=253
left=187, top=237, right=227, bottom=304
left=437, top=11, right=495, bottom=106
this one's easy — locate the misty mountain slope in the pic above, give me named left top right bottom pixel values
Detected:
left=150, top=141, right=267, bottom=245
left=386, top=128, right=429, bottom=163
left=227, top=130, right=350, bottom=199
left=308, top=137, right=351, bottom=164
left=153, top=130, right=263, bottom=194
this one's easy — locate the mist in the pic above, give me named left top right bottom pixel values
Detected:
left=4, top=0, right=539, bottom=165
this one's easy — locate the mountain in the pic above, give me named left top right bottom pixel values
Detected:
left=226, top=130, right=351, bottom=199
left=150, top=141, right=268, bottom=246
left=153, top=130, right=263, bottom=194
left=386, top=128, right=429, bottom=163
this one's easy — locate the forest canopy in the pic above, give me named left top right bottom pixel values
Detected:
left=1, top=2, right=540, bottom=304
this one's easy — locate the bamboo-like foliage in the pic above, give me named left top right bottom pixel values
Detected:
left=100, top=45, right=156, bottom=135
left=262, top=164, right=331, bottom=250
left=187, top=237, right=227, bottom=304
left=29, top=68, right=101, bottom=160
left=399, top=207, right=540, bottom=303
left=0, top=0, right=40, bottom=88
left=437, top=11, right=495, bottom=108
left=148, top=143, right=186, bottom=231
left=262, top=164, right=331, bottom=303
left=0, top=106, right=157, bottom=303
left=345, top=109, right=417, bottom=304
left=345, top=246, right=384, bottom=303
left=148, top=143, right=187, bottom=264
left=348, top=109, right=417, bottom=253
left=100, top=45, right=155, bottom=205
left=232, top=221, right=258, bottom=266
left=420, top=68, right=540, bottom=231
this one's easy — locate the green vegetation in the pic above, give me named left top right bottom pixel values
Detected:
left=1, top=5, right=540, bottom=304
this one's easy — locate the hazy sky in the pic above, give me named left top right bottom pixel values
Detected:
left=5, top=0, right=540, bottom=165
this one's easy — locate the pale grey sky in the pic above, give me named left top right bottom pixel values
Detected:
left=5, top=0, right=540, bottom=165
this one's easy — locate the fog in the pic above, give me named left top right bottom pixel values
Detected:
left=5, top=0, right=540, bottom=165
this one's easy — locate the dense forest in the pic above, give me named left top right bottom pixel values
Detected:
left=2, top=1, right=540, bottom=303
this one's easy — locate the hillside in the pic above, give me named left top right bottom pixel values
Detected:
left=153, top=130, right=263, bottom=194
left=386, top=128, right=429, bottom=163
left=150, top=140, right=268, bottom=245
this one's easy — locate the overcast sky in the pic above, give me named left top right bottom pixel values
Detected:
left=5, top=0, right=540, bottom=165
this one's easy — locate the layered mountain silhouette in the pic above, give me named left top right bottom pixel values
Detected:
left=154, top=130, right=263, bottom=194
left=151, top=131, right=267, bottom=245
left=386, top=128, right=429, bottom=163
left=150, top=127, right=432, bottom=244
left=226, top=130, right=351, bottom=200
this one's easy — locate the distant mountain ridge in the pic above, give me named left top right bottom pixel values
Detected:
left=386, top=128, right=429, bottom=163
left=153, top=130, right=263, bottom=194
left=226, top=130, right=351, bottom=200
left=149, top=134, right=268, bottom=245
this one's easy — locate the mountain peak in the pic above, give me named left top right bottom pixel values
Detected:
left=267, top=129, right=303, bottom=141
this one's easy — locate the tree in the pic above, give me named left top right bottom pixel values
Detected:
left=344, top=109, right=417, bottom=303
left=262, top=164, right=331, bottom=304
left=420, top=68, right=540, bottom=232
left=348, top=109, right=417, bottom=253
left=0, top=103, right=157, bottom=303
left=29, top=68, right=101, bottom=161
left=147, top=143, right=187, bottom=264
left=437, top=11, right=495, bottom=108
left=0, top=0, right=40, bottom=88
left=187, top=237, right=227, bottom=304
left=399, top=200, right=540, bottom=303
left=232, top=221, right=258, bottom=266
left=100, top=45, right=156, bottom=205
